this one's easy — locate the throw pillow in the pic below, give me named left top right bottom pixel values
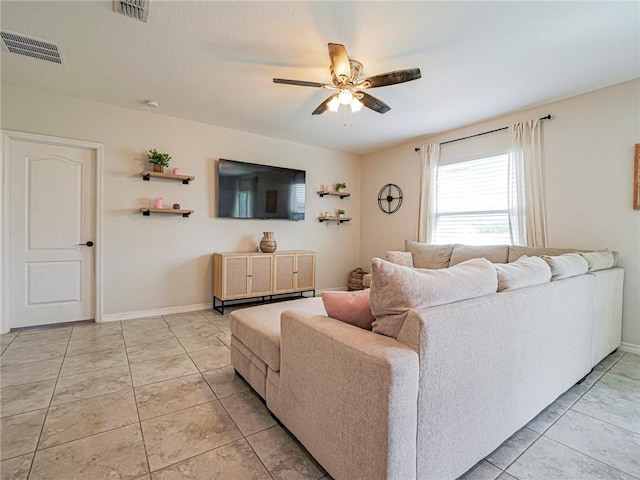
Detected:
left=385, top=250, right=413, bottom=267
left=494, top=256, right=551, bottom=292
left=370, top=257, right=498, bottom=338
left=579, top=250, right=615, bottom=272
left=541, top=253, right=589, bottom=280
left=321, top=290, right=375, bottom=330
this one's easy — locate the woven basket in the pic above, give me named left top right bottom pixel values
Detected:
left=348, top=267, right=368, bottom=291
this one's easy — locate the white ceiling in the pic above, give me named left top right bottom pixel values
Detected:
left=1, top=1, right=638, bottom=155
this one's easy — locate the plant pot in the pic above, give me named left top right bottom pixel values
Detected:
left=259, top=232, right=277, bottom=253
left=153, top=165, right=164, bottom=173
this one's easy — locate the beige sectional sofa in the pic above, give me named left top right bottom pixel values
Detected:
left=230, top=242, right=623, bottom=480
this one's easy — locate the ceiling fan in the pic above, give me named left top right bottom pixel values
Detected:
left=273, top=43, right=421, bottom=115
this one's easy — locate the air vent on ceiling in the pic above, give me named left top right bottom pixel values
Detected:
left=114, top=0, right=149, bottom=22
left=0, top=31, right=63, bottom=64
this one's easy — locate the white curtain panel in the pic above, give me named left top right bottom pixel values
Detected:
left=417, top=143, right=440, bottom=243
left=508, top=119, right=548, bottom=247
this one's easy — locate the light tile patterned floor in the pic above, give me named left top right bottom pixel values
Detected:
left=0, top=310, right=638, bottom=480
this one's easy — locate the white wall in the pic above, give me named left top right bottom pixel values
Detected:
left=1, top=83, right=361, bottom=319
left=360, top=79, right=640, bottom=350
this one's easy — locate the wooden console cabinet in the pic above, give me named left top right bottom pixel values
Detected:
left=212, top=251, right=315, bottom=313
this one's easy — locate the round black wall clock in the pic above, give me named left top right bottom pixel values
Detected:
left=378, top=183, right=403, bottom=214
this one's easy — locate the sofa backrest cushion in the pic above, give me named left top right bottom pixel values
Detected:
left=579, top=250, right=616, bottom=272
left=321, top=290, right=376, bottom=330
left=495, top=256, right=551, bottom=292
left=405, top=241, right=452, bottom=269
left=542, top=253, right=589, bottom=280
left=385, top=250, right=414, bottom=267
left=449, top=244, right=509, bottom=266
left=370, top=258, right=498, bottom=338
left=507, top=246, right=587, bottom=263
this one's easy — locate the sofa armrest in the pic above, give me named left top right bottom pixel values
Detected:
left=275, top=309, right=418, bottom=480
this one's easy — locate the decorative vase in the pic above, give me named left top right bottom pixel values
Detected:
left=153, top=164, right=164, bottom=173
left=259, top=232, right=277, bottom=253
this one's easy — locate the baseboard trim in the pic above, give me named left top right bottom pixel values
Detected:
left=620, top=342, right=640, bottom=356
left=100, top=288, right=351, bottom=322
left=101, top=303, right=212, bottom=322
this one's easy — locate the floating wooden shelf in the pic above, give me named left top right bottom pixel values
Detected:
left=318, top=216, right=351, bottom=224
left=139, top=207, right=194, bottom=218
left=317, top=190, right=351, bottom=199
left=141, top=171, right=196, bottom=184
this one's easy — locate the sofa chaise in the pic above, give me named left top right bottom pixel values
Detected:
left=230, top=243, right=623, bottom=480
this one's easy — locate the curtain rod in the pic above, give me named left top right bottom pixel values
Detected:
left=414, top=114, right=552, bottom=152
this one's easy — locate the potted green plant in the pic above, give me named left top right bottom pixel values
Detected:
left=337, top=209, right=346, bottom=218
left=147, top=149, right=172, bottom=173
left=334, top=182, right=347, bottom=192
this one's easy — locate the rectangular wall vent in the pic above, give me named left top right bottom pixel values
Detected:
left=0, top=31, right=63, bottom=64
left=115, top=0, right=149, bottom=23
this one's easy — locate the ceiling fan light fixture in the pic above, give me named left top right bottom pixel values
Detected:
left=350, top=97, right=363, bottom=112
left=338, top=89, right=353, bottom=105
left=328, top=96, right=340, bottom=112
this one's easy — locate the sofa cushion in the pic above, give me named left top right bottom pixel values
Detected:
left=494, top=256, right=551, bottom=292
left=449, top=244, right=510, bottom=266
left=230, top=297, right=326, bottom=372
left=542, top=253, right=589, bottom=280
left=405, top=240, right=453, bottom=269
left=370, top=258, right=498, bottom=338
left=385, top=250, right=413, bottom=267
left=321, top=290, right=375, bottom=330
left=507, top=246, right=586, bottom=263
left=579, top=250, right=616, bottom=272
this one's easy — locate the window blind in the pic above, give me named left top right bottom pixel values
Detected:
left=432, top=154, right=512, bottom=245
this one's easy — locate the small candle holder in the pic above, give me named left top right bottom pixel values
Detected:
left=173, top=203, right=181, bottom=210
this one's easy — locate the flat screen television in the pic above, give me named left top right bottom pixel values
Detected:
left=217, top=159, right=306, bottom=220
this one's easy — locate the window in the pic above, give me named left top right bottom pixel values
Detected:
left=432, top=154, right=512, bottom=245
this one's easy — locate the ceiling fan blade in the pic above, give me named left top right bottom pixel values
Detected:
left=273, top=78, right=332, bottom=88
left=328, top=43, right=351, bottom=85
left=358, top=92, right=391, bottom=114
left=357, top=68, right=422, bottom=89
left=312, top=94, right=338, bottom=115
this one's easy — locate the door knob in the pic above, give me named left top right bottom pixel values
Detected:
left=78, top=241, right=94, bottom=247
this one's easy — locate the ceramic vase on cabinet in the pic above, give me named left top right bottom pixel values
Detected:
left=259, top=232, right=277, bottom=253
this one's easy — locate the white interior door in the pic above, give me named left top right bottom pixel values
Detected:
left=8, top=138, right=96, bottom=328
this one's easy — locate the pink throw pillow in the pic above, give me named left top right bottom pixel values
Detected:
left=321, top=290, right=376, bottom=330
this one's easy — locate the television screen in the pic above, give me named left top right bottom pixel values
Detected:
left=217, top=159, right=306, bottom=220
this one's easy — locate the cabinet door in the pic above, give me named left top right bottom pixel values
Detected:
left=249, top=255, right=273, bottom=295
left=223, top=256, right=249, bottom=299
left=295, top=253, right=315, bottom=290
left=274, top=254, right=296, bottom=293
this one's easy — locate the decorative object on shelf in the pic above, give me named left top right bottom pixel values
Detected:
left=634, top=144, right=640, bottom=210
left=172, top=167, right=181, bottom=175
left=337, top=209, right=346, bottom=218
left=335, top=182, right=347, bottom=192
left=139, top=207, right=193, bottom=218
left=154, top=197, right=163, bottom=209
left=259, top=232, right=277, bottom=253
left=140, top=171, right=195, bottom=184
left=147, top=149, right=172, bottom=173
left=173, top=202, right=180, bottom=209
left=317, top=189, right=350, bottom=199
left=324, top=184, right=331, bottom=193
left=378, top=183, right=404, bottom=214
